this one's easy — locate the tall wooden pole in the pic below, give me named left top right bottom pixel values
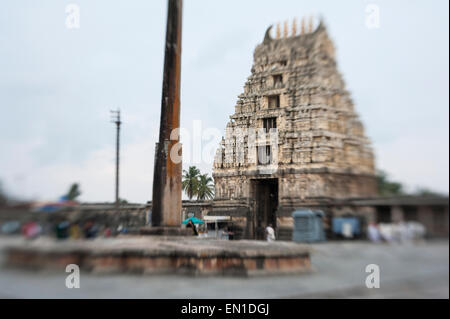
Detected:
left=152, top=0, right=183, bottom=227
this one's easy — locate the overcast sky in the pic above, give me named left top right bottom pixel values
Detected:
left=0, top=0, right=448, bottom=203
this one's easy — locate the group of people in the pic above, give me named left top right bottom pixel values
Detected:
left=367, top=221, right=426, bottom=243
left=18, top=219, right=129, bottom=240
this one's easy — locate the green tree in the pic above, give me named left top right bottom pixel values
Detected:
left=196, top=174, right=215, bottom=200
left=414, top=188, right=444, bottom=197
left=65, top=183, right=81, bottom=201
left=376, top=170, right=404, bottom=196
left=0, top=181, right=7, bottom=205
left=182, top=166, right=200, bottom=200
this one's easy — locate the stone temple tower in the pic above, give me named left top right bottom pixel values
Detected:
left=211, top=19, right=377, bottom=240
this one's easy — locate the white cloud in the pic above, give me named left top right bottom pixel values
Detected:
left=1, top=139, right=155, bottom=203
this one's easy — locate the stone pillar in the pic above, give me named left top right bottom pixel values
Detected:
left=444, top=206, right=449, bottom=237
left=418, top=205, right=435, bottom=236
left=365, top=206, right=377, bottom=224
left=151, top=0, right=183, bottom=228
left=390, top=206, right=404, bottom=223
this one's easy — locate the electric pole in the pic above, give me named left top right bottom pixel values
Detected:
left=111, top=109, right=121, bottom=210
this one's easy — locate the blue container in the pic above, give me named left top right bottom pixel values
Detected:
left=292, top=210, right=326, bottom=243
left=332, top=217, right=361, bottom=238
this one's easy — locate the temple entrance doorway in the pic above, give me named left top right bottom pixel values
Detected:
left=251, top=178, right=278, bottom=240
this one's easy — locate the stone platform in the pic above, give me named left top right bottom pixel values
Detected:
left=139, top=226, right=193, bottom=236
left=4, top=236, right=311, bottom=276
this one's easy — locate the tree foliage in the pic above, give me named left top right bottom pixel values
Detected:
left=0, top=181, right=7, bottom=205
left=182, top=166, right=215, bottom=201
left=414, top=188, right=445, bottom=197
left=376, top=170, right=404, bottom=196
left=197, top=174, right=215, bottom=200
left=65, top=183, right=81, bottom=201
left=182, top=166, right=200, bottom=200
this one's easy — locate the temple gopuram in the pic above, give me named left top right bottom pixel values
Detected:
left=211, top=18, right=379, bottom=239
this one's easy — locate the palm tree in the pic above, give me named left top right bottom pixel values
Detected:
left=182, top=166, right=200, bottom=200
left=196, top=174, right=215, bottom=201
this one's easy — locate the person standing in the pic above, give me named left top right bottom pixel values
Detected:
left=186, top=219, right=198, bottom=236
left=265, top=224, right=276, bottom=242
left=367, top=222, right=381, bottom=242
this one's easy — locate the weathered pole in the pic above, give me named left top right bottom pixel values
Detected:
left=115, top=111, right=120, bottom=208
left=151, top=0, right=183, bottom=228
left=111, top=109, right=121, bottom=211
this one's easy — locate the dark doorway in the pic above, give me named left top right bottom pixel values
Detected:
left=403, top=206, right=418, bottom=221
left=376, top=206, right=391, bottom=223
left=252, top=179, right=278, bottom=240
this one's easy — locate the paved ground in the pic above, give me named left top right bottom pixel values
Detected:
left=0, top=236, right=448, bottom=298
